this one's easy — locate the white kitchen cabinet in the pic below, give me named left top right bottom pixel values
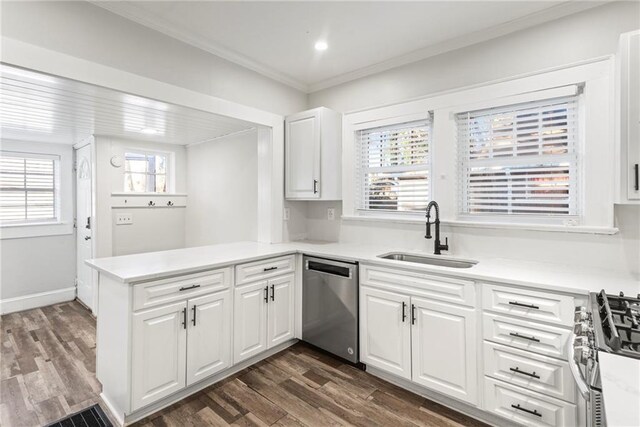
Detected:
left=132, top=301, right=187, bottom=411
left=233, top=281, right=269, bottom=363
left=233, top=273, right=295, bottom=364
left=411, top=297, right=477, bottom=405
left=267, top=273, right=295, bottom=347
left=186, top=290, right=231, bottom=386
left=360, top=286, right=412, bottom=380
left=617, top=29, right=640, bottom=202
left=285, top=107, right=341, bottom=200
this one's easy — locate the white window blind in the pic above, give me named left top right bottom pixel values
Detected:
left=124, top=151, right=168, bottom=193
left=457, top=96, right=579, bottom=217
left=356, top=118, right=432, bottom=214
left=0, top=152, right=59, bottom=224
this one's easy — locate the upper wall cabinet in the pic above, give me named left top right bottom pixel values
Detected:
left=617, top=29, right=640, bottom=203
left=285, top=107, right=342, bottom=200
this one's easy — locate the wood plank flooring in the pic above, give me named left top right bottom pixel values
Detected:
left=1, top=301, right=488, bottom=427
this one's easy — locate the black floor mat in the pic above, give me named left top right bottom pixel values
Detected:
left=46, top=404, right=112, bottom=427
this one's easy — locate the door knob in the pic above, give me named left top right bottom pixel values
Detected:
left=84, top=236, right=91, bottom=240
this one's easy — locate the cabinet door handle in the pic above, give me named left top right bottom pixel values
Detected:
left=313, top=179, right=318, bottom=194
left=192, top=305, right=197, bottom=326
left=411, top=304, right=417, bottom=325
left=182, top=307, right=187, bottom=329
left=263, top=266, right=278, bottom=272
left=511, top=404, right=542, bottom=418
left=510, top=367, right=540, bottom=379
left=179, top=284, right=200, bottom=291
left=509, top=332, right=540, bottom=342
left=264, top=286, right=269, bottom=303
left=634, top=163, right=639, bottom=191
left=270, top=284, right=275, bottom=301
left=508, top=301, right=539, bottom=310
left=402, top=302, right=407, bottom=322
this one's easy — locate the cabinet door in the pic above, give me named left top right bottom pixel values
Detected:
left=267, top=274, right=295, bottom=348
left=132, top=301, right=187, bottom=411
left=411, top=297, right=477, bottom=405
left=186, top=290, right=231, bottom=386
left=626, top=31, right=639, bottom=200
left=285, top=110, right=320, bottom=199
left=234, top=281, right=268, bottom=363
left=360, top=287, right=411, bottom=380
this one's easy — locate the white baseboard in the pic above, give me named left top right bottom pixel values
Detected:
left=0, top=287, right=76, bottom=314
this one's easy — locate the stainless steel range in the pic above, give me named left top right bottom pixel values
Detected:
left=571, top=290, right=640, bottom=426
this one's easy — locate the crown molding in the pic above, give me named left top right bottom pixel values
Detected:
left=91, top=0, right=610, bottom=95
left=90, top=1, right=310, bottom=92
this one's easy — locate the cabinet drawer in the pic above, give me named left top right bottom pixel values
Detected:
left=483, top=313, right=571, bottom=359
left=133, top=268, right=231, bottom=311
left=484, top=377, right=576, bottom=427
left=235, top=255, right=295, bottom=286
left=360, top=264, right=475, bottom=306
left=482, top=284, right=575, bottom=326
left=483, top=342, right=575, bottom=403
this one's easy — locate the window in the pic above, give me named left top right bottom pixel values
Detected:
left=124, top=151, right=168, bottom=193
left=355, top=118, right=432, bottom=214
left=0, top=151, right=59, bottom=224
left=457, top=96, right=579, bottom=219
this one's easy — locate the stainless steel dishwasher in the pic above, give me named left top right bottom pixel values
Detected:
left=302, top=256, right=359, bottom=363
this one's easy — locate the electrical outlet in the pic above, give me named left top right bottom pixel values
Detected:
left=327, top=208, right=335, bottom=220
left=283, top=207, right=290, bottom=221
left=116, top=212, right=133, bottom=225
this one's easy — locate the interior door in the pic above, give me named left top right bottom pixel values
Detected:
left=285, top=110, right=320, bottom=199
left=267, top=274, right=295, bottom=348
left=186, top=290, right=231, bottom=386
left=233, top=281, right=268, bottom=363
left=411, top=296, right=477, bottom=405
left=75, top=143, right=94, bottom=311
left=359, top=286, right=411, bottom=380
left=131, top=301, right=187, bottom=411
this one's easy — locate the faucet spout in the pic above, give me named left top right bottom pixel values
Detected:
left=425, top=201, right=448, bottom=255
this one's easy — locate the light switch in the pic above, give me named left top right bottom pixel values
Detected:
left=116, top=212, right=133, bottom=225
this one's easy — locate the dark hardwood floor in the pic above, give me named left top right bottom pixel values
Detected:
left=1, top=301, right=487, bottom=427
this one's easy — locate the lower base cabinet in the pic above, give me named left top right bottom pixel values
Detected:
left=234, top=273, right=295, bottom=363
left=131, top=289, right=232, bottom=411
left=360, top=286, right=478, bottom=405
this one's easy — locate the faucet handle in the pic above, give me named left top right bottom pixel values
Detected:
left=441, top=237, right=449, bottom=251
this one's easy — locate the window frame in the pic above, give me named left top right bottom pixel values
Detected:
left=0, top=140, right=73, bottom=239
left=456, top=94, right=582, bottom=225
left=123, top=149, right=171, bottom=194
left=0, top=150, right=60, bottom=225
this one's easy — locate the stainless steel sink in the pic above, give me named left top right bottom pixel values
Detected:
left=378, top=252, right=477, bottom=269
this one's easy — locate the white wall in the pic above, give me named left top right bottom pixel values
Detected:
left=95, top=136, right=188, bottom=256
left=185, top=130, right=259, bottom=247
left=301, top=1, right=640, bottom=276
left=0, top=0, right=307, bottom=116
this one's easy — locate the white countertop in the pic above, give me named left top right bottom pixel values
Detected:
left=599, top=352, right=640, bottom=427
left=86, top=240, right=640, bottom=295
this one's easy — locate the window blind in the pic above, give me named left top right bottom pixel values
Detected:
left=0, top=152, right=58, bottom=223
left=356, top=118, right=432, bottom=213
left=457, top=96, right=579, bottom=217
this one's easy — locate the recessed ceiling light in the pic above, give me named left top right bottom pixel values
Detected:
left=140, top=128, right=158, bottom=135
left=314, top=41, right=328, bottom=51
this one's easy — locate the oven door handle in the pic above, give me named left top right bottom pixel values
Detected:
left=567, top=333, right=591, bottom=401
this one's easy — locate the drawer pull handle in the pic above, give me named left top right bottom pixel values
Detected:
left=510, top=367, right=540, bottom=379
left=508, top=301, right=540, bottom=310
left=509, top=332, right=540, bottom=342
left=511, top=404, right=542, bottom=418
left=179, top=284, right=201, bottom=291
left=263, top=266, right=278, bottom=272
left=402, top=302, right=407, bottom=323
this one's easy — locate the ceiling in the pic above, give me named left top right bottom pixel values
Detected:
left=94, top=1, right=606, bottom=92
left=0, top=65, right=256, bottom=145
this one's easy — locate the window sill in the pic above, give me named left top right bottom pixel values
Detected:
left=340, top=215, right=619, bottom=235
left=0, top=221, right=73, bottom=240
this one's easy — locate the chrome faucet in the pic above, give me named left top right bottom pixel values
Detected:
left=425, top=201, right=449, bottom=255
